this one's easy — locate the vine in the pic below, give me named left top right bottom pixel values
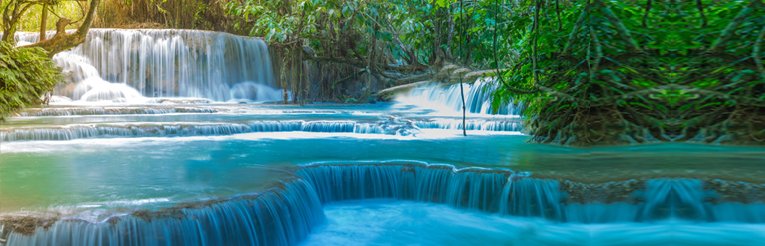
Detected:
left=495, top=0, right=765, bottom=146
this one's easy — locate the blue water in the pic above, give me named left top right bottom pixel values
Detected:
left=297, top=163, right=765, bottom=223
left=2, top=103, right=764, bottom=245
left=5, top=181, right=325, bottom=246
left=7, top=160, right=765, bottom=245
left=0, top=103, right=765, bottom=245
left=8, top=28, right=765, bottom=245
left=307, top=200, right=765, bottom=246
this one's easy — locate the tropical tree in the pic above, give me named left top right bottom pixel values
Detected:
left=1, top=0, right=100, bottom=55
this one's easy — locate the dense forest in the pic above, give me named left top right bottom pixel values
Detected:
left=1, top=0, right=764, bottom=146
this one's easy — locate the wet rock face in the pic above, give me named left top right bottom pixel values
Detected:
left=560, top=179, right=645, bottom=204
left=705, top=179, right=765, bottom=203
left=0, top=216, right=58, bottom=236
left=561, top=178, right=765, bottom=204
left=556, top=172, right=763, bottom=208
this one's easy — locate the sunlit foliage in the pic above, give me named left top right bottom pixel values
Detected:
left=0, top=42, right=61, bottom=118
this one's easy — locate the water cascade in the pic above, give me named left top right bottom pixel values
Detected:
left=16, top=29, right=280, bottom=102
left=297, top=162, right=765, bottom=223
left=5, top=162, right=765, bottom=245
left=394, top=78, right=520, bottom=116
left=0, top=120, right=420, bottom=142
left=414, top=118, right=522, bottom=132
left=3, top=180, right=324, bottom=246
left=17, top=107, right=218, bottom=117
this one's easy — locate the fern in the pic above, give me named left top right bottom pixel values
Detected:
left=0, top=41, right=62, bottom=119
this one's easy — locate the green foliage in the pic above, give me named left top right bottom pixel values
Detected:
left=93, top=0, right=226, bottom=31
left=226, top=0, right=765, bottom=145
left=0, top=42, right=61, bottom=118
left=225, top=0, right=515, bottom=68
left=0, top=0, right=85, bottom=32
left=495, top=0, right=765, bottom=145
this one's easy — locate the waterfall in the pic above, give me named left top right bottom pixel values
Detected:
left=297, top=162, right=765, bottom=223
left=18, top=107, right=217, bottom=117
left=4, top=180, right=324, bottom=246
left=5, top=163, right=765, bottom=245
left=394, top=78, right=520, bottom=116
left=16, top=29, right=280, bottom=102
left=414, top=119, right=522, bottom=132
left=0, top=120, right=417, bottom=142
left=297, top=163, right=516, bottom=212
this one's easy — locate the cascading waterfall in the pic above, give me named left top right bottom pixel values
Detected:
left=0, top=120, right=422, bottom=142
left=5, top=162, right=765, bottom=245
left=297, top=162, right=765, bottom=223
left=394, top=78, right=520, bottom=116
left=3, top=180, right=324, bottom=246
left=17, top=107, right=217, bottom=117
left=16, top=29, right=281, bottom=102
left=414, top=118, right=522, bottom=132
left=297, top=163, right=511, bottom=212
left=16, top=107, right=371, bottom=117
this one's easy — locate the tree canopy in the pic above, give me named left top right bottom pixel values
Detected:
left=224, top=0, right=765, bottom=145
left=491, top=0, right=765, bottom=145
left=1, top=0, right=100, bottom=55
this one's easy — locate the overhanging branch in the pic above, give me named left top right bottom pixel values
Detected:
left=20, top=0, right=99, bottom=56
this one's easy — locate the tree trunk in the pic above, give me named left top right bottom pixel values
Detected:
left=459, top=0, right=467, bottom=136
left=39, top=3, right=48, bottom=41
left=22, top=0, right=100, bottom=56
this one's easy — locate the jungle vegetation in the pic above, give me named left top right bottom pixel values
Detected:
left=1, top=0, right=99, bottom=118
left=0, top=41, right=60, bottom=119
left=496, top=0, right=765, bottom=145
left=1, top=0, right=764, bottom=146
